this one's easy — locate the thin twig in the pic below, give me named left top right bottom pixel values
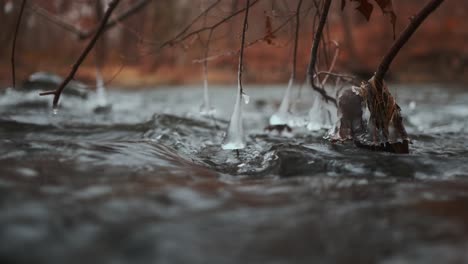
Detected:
left=320, top=40, right=339, bottom=86
left=158, top=0, right=222, bottom=49
left=291, top=0, right=303, bottom=82
left=192, top=8, right=304, bottom=63
left=160, top=0, right=260, bottom=51
left=11, top=0, right=27, bottom=89
left=374, top=0, right=445, bottom=90
left=238, top=0, right=251, bottom=95
left=39, top=0, right=121, bottom=108
left=317, top=71, right=357, bottom=81
left=307, top=0, right=336, bottom=106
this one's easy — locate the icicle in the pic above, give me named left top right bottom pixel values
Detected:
left=222, top=85, right=246, bottom=150
left=222, top=0, right=249, bottom=150
left=95, top=69, right=108, bottom=107
left=200, top=76, right=215, bottom=115
left=269, top=78, right=293, bottom=125
left=306, top=92, right=332, bottom=131
left=242, top=93, right=250, bottom=104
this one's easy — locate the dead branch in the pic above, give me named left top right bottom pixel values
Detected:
left=373, top=0, right=445, bottom=89
left=11, top=0, right=27, bottom=89
left=238, top=0, right=251, bottom=95
left=30, top=0, right=149, bottom=40
left=307, top=0, right=336, bottom=106
left=39, top=0, right=121, bottom=108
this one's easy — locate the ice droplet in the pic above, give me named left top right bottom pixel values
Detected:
left=242, top=93, right=250, bottom=104
left=409, top=101, right=416, bottom=111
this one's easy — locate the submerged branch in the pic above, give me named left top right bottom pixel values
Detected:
left=39, top=0, right=121, bottom=108
left=11, top=0, right=27, bottom=89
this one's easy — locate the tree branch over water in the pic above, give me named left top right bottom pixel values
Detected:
left=39, top=0, right=121, bottom=108
left=307, top=0, right=337, bottom=106
left=373, top=0, right=445, bottom=90
left=11, top=0, right=27, bottom=89
left=30, top=0, right=149, bottom=40
left=157, top=0, right=260, bottom=51
left=238, top=0, right=251, bottom=95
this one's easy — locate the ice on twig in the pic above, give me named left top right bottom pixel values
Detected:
left=200, top=77, right=216, bottom=116
left=242, top=93, right=250, bottom=104
left=222, top=85, right=246, bottom=150
left=307, top=91, right=337, bottom=131
left=95, top=70, right=108, bottom=107
left=270, top=78, right=293, bottom=126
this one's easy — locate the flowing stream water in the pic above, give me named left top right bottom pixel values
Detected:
left=1, top=84, right=468, bottom=264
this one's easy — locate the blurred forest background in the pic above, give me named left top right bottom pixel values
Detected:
left=0, top=0, right=467, bottom=87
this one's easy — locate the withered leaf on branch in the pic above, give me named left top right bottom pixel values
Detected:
left=341, top=0, right=397, bottom=38
left=374, top=0, right=397, bottom=39
left=353, top=0, right=374, bottom=21
left=263, top=13, right=276, bottom=45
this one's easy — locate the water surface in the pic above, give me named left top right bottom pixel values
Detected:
left=1, top=84, right=468, bottom=264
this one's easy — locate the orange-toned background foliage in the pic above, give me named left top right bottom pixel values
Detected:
left=0, top=0, right=467, bottom=88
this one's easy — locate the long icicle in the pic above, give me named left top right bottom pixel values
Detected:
left=221, top=0, right=250, bottom=150
left=270, top=0, right=303, bottom=126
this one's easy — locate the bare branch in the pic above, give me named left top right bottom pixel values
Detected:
left=159, top=0, right=222, bottom=49
left=159, top=0, right=260, bottom=50
left=374, top=0, right=445, bottom=90
left=11, top=0, right=27, bottom=89
left=307, top=0, right=336, bottom=106
left=30, top=0, right=149, bottom=40
left=29, top=4, right=86, bottom=38
left=193, top=9, right=302, bottom=63
left=39, top=0, right=121, bottom=108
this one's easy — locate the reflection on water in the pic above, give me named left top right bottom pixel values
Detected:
left=0, top=84, right=468, bottom=264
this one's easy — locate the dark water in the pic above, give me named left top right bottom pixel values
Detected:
left=1, top=84, right=468, bottom=264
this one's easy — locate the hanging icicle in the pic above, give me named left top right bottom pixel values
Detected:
left=222, top=0, right=250, bottom=150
